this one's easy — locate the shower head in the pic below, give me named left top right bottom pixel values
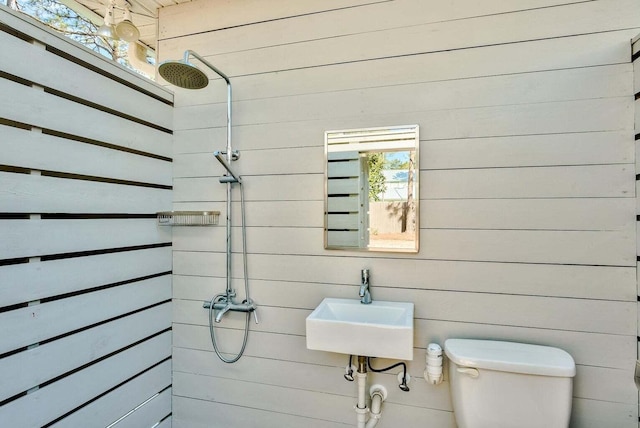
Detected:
left=158, top=59, right=209, bottom=90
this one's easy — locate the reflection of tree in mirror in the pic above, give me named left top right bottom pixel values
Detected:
left=368, top=150, right=416, bottom=240
left=385, top=151, right=411, bottom=170
left=367, top=153, right=386, bottom=202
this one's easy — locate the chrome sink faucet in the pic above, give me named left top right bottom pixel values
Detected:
left=359, top=269, right=372, bottom=304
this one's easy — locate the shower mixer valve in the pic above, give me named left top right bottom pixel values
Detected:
left=203, top=297, right=258, bottom=324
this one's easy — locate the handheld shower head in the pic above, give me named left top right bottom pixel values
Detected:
left=158, top=59, right=209, bottom=90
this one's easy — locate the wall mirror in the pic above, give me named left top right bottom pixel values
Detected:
left=324, top=125, right=419, bottom=253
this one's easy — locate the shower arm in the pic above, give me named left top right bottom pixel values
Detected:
left=184, top=50, right=232, bottom=163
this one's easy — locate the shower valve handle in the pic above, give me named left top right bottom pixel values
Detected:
left=252, top=307, right=259, bottom=324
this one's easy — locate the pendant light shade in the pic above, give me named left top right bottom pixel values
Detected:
left=115, top=4, right=140, bottom=42
left=97, top=1, right=141, bottom=42
left=97, top=2, right=118, bottom=39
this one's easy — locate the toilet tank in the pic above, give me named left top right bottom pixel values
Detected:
left=444, top=339, right=576, bottom=428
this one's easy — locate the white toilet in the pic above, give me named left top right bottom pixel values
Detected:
left=444, top=339, right=576, bottom=428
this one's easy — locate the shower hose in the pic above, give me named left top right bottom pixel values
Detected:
left=207, top=181, right=252, bottom=363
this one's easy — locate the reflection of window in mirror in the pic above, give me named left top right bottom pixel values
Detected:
left=325, top=125, right=419, bottom=253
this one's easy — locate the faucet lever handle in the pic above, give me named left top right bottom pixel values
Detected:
left=252, top=307, right=259, bottom=324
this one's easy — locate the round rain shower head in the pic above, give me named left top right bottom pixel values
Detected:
left=158, top=60, right=209, bottom=90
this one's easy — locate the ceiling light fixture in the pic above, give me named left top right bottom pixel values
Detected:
left=97, top=0, right=140, bottom=42
left=116, top=3, right=140, bottom=42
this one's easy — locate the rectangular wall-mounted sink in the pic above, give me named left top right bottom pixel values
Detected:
left=306, top=298, right=414, bottom=360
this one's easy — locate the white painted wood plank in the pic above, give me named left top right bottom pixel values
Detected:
left=327, top=214, right=359, bottom=230
left=110, top=388, right=172, bottom=428
left=2, top=126, right=172, bottom=185
left=422, top=131, right=633, bottom=170
left=172, top=395, right=351, bottom=428
left=423, top=164, right=633, bottom=199
left=173, top=98, right=632, bottom=156
left=175, top=269, right=636, bottom=326
left=0, top=31, right=172, bottom=128
left=175, top=164, right=632, bottom=204
left=0, top=304, right=170, bottom=401
left=160, top=0, right=595, bottom=50
left=172, top=224, right=634, bottom=266
left=173, top=174, right=324, bottom=202
left=173, top=313, right=635, bottom=371
left=0, top=79, right=172, bottom=158
left=0, top=8, right=172, bottom=102
left=172, top=371, right=360, bottom=425
left=174, top=74, right=634, bottom=131
left=174, top=308, right=637, bottom=377
left=328, top=159, right=360, bottom=177
left=571, top=398, right=638, bottom=428
left=327, top=230, right=359, bottom=247
left=173, top=129, right=633, bottom=178
left=160, top=3, right=640, bottom=77
left=52, top=360, right=172, bottom=428
left=159, top=0, right=386, bottom=40
left=422, top=198, right=634, bottom=231
left=0, top=219, right=170, bottom=260
left=328, top=178, right=359, bottom=195
left=174, top=251, right=636, bottom=301
left=327, top=196, right=358, bottom=212
left=170, top=32, right=637, bottom=109
left=416, top=228, right=635, bottom=266
left=176, top=64, right=633, bottom=128
left=0, top=247, right=171, bottom=306
left=0, top=172, right=171, bottom=214
left=174, top=345, right=633, bottom=408
left=0, top=275, right=170, bottom=354
left=0, top=332, right=171, bottom=428
left=173, top=287, right=635, bottom=336
left=574, top=365, right=637, bottom=404
left=173, top=348, right=449, bottom=410
left=173, top=146, right=323, bottom=178
left=174, top=200, right=323, bottom=228
left=174, top=371, right=456, bottom=427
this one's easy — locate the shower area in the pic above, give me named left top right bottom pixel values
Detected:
left=2, top=0, right=639, bottom=426
left=159, top=50, right=258, bottom=364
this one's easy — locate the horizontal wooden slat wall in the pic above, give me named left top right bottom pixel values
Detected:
left=0, top=6, right=173, bottom=428
left=159, top=0, right=639, bottom=427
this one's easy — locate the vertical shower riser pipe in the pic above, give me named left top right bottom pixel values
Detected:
left=184, top=50, right=234, bottom=298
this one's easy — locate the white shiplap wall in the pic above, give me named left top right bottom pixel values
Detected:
left=159, top=1, right=639, bottom=427
left=0, top=6, right=173, bottom=428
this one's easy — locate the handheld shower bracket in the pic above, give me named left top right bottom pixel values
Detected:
left=217, top=150, right=240, bottom=161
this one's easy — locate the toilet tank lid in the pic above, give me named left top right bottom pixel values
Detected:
left=444, top=339, right=576, bottom=377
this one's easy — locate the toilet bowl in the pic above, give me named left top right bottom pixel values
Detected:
left=444, top=339, right=576, bottom=428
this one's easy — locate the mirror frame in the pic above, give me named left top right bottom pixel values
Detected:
left=324, top=124, right=419, bottom=253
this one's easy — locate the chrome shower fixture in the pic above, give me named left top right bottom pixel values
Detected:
left=158, top=50, right=256, bottom=364
left=214, top=151, right=241, bottom=183
left=158, top=50, right=231, bottom=90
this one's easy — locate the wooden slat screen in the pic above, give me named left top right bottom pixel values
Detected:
left=0, top=7, right=173, bottom=427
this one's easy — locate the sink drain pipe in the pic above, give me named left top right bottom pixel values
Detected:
left=354, top=356, right=388, bottom=428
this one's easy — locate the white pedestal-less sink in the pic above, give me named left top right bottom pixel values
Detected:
left=306, top=298, right=414, bottom=360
